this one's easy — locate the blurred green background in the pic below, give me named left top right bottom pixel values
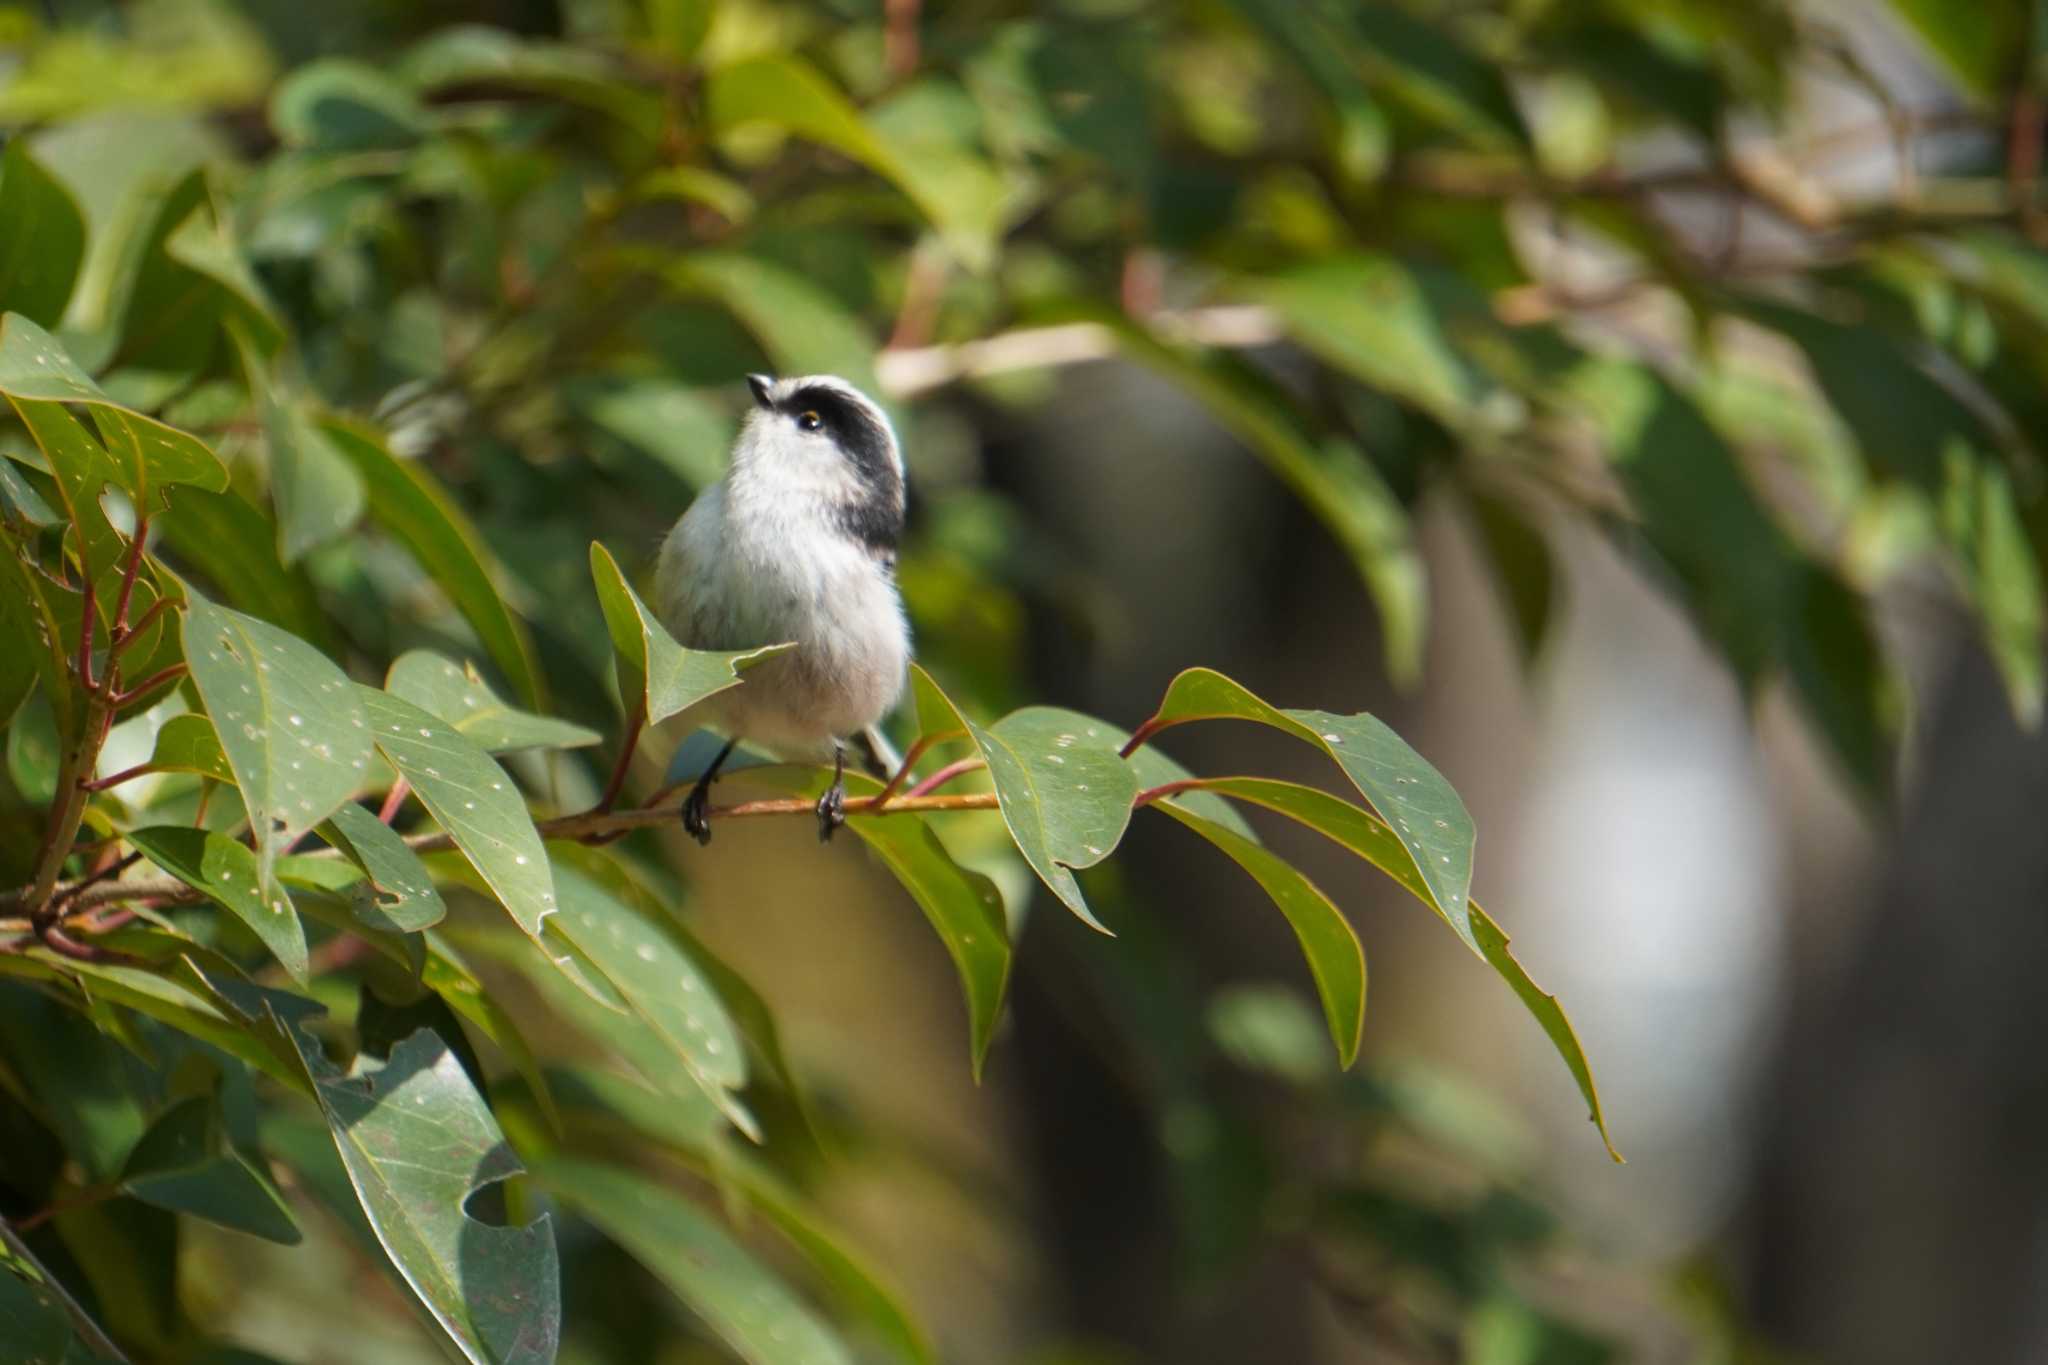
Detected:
left=6, top=0, right=2048, bottom=1361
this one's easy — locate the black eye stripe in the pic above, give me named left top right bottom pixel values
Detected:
left=778, top=385, right=898, bottom=489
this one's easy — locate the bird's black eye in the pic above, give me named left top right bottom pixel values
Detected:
left=797, top=410, right=823, bottom=432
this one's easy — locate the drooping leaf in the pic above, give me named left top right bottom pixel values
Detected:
left=326, top=420, right=546, bottom=709
left=146, top=713, right=235, bottom=783
left=127, top=826, right=311, bottom=984
left=0, top=532, right=74, bottom=739
left=322, top=801, right=448, bottom=933
left=274, top=1014, right=561, bottom=1365
left=1132, top=668, right=1476, bottom=943
left=0, top=139, right=86, bottom=327
left=589, top=540, right=790, bottom=726
left=1176, top=776, right=1618, bottom=1160
left=536, top=1157, right=851, bottom=1365
left=120, top=1093, right=301, bottom=1244
left=546, top=861, right=755, bottom=1139
left=180, top=591, right=373, bottom=885
left=1098, top=310, right=1429, bottom=686
left=271, top=59, right=431, bottom=150
left=1466, top=491, right=1555, bottom=665
left=386, top=650, right=598, bottom=754
left=1151, top=800, right=1367, bottom=1068
left=911, top=670, right=1134, bottom=934
left=396, top=25, right=662, bottom=146
left=244, top=348, right=364, bottom=563
left=355, top=687, right=557, bottom=938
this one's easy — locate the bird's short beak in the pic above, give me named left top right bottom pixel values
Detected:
left=746, top=373, right=775, bottom=409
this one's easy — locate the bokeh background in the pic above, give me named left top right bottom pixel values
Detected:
left=6, top=0, right=2048, bottom=1362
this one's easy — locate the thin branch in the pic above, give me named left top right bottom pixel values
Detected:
left=109, top=663, right=185, bottom=709
left=876, top=306, right=1281, bottom=397
left=79, top=764, right=159, bottom=793
left=595, top=700, right=645, bottom=814
left=870, top=728, right=961, bottom=808
left=901, top=756, right=985, bottom=800
left=111, top=597, right=170, bottom=658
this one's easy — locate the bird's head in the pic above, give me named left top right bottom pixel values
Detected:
left=732, top=373, right=903, bottom=508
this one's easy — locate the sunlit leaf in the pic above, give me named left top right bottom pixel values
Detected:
left=127, top=826, right=310, bottom=984
left=322, top=801, right=448, bottom=933
left=589, top=540, right=790, bottom=726
left=1133, top=667, right=1476, bottom=944
left=181, top=592, right=373, bottom=886
left=146, top=713, right=234, bottom=783
left=911, top=669, right=1133, bottom=934
left=546, top=861, right=755, bottom=1140
left=536, top=1157, right=850, bottom=1365
left=0, top=139, right=86, bottom=327
left=159, top=484, right=337, bottom=652
left=386, top=650, right=597, bottom=754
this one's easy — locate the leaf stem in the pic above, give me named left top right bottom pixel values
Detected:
left=901, top=756, right=985, bottom=800
left=870, top=728, right=961, bottom=808
left=595, top=698, right=645, bottom=813
left=378, top=777, right=412, bottom=825
left=111, top=597, right=170, bottom=657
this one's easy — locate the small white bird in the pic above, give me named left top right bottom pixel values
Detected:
left=655, top=373, right=911, bottom=843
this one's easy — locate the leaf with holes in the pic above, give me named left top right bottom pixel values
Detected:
left=180, top=592, right=372, bottom=885
left=322, top=801, right=447, bottom=933
left=1133, top=668, right=1476, bottom=950
left=386, top=651, right=598, bottom=754
left=911, top=671, right=1135, bottom=935
left=327, top=420, right=545, bottom=709
left=275, top=1015, right=561, bottom=1364
left=1178, top=776, right=1618, bottom=1160
left=536, top=1157, right=850, bottom=1365
left=546, top=862, right=755, bottom=1140
left=589, top=541, right=790, bottom=726
left=127, top=826, right=310, bottom=985
left=1151, top=800, right=1367, bottom=1068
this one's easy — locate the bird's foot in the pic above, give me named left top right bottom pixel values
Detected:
left=682, top=779, right=715, bottom=846
left=815, top=780, right=845, bottom=842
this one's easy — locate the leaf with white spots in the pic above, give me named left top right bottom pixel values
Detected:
left=545, top=861, right=755, bottom=1140
left=180, top=592, right=374, bottom=891
left=535, top=1157, right=850, bottom=1365
left=272, top=1013, right=562, bottom=1364
left=910, top=670, right=1136, bottom=936
left=127, top=826, right=311, bottom=985
left=590, top=541, right=791, bottom=726
left=1133, top=667, right=1477, bottom=951
left=322, top=801, right=447, bottom=933
left=356, top=686, right=556, bottom=935
left=386, top=650, right=600, bottom=754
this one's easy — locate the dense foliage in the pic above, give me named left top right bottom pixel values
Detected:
left=0, top=0, right=2039, bottom=1359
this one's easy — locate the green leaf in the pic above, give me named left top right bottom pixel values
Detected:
left=0, top=536, right=72, bottom=739
left=326, top=420, right=546, bottom=710
left=1150, top=800, right=1367, bottom=1068
left=120, top=1093, right=301, bottom=1244
left=271, top=59, right=430, bottom=150
left=0, top=139, right=86, bottom=327
left=396, top=25, right=661, bottom=146
left=159, top=485, right=336, bottom=652
left=147, top=713, right=235, bottom=783
left=180, top=591, right=373, bottom=886
left=386, top=650, right=598, bottom=754
left=663, top=254, right=883, bottom=400
left=536, top=1157, right=851, bottom=1365
left=911, top=670, right=1135, bottom=934
left=0, top=316, right=227, bottom=503
left=127, top=826, right=311, bottom=985
left=1134, top=668, right=1476, bottom=945
left=275, top=1014, right=561, bottom=1365
left=1099, top=311, right=1428, bottom=686
left=705, top=55, right=1003, bottom=267
left=105, top=168, right=278, bottom=380
left=1881, top=0, right=2024, bottom=98
left=322, top=801, right=448, bottom=933
left=546, top=861, right=755, bottom=1139
left=589, top=540, right=790, bottom=726
left=1176, top=776, right=1619, bottom=1160
left=0, top=1259, right=103, bottom=1365
left=355, top=687, right=558, bottom=939
left=1336, top=2, right=1531, bottom=150
left=1942, top=453, right=2046, bottom=727
left=1466, top=491, right=1554, bottom=664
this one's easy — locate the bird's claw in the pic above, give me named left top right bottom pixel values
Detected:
left=815, top=781, right=845, bottom=842
left=682, top=782, right=714, bottom=846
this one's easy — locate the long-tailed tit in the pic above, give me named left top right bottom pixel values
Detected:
left=655, top=374, right=910, bottom=843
